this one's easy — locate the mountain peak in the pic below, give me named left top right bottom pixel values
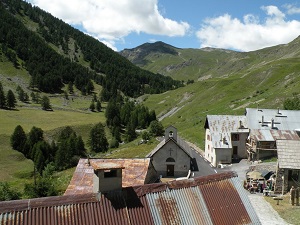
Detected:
left=120, top=41, right=178, bottom=65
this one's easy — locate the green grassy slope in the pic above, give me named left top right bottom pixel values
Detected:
left=120, top=37, right=300, bottom=82
left=142, top=55, right=300, bottom=148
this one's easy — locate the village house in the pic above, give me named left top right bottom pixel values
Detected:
left=205, top=108, right=300, bottom=167
left=274, top=139, right=300, bottom=194
left=204, top=115, right=249, bottom=167
left=147, top=125, right=193, bottom=177
left=246, top=129, right=300, bottom=161
left=0, top=172, right=262, bottom=225
left=64, top=158, right=158, bottom=195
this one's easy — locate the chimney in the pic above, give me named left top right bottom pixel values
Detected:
left=261, top=116, right=264, bottom=126
left=239, top=120, right=244, bottom=128
left=92, top=162, right=124, bottom=193
left=277, top=108, right=280, bottom=114
left=223, top=137, right=226, bottom=144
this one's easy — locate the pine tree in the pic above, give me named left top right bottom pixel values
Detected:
left=125, top=119, right=136, bottom=142
left=26, top=126, right=44, bottom=159
left=96, top=100, right=102, bottom=112
left=6, top=90, right=16, bottom=109
left=41, top=95, right=52, bottom=110
left=75, top=135, right=85, bottom=156
left=0, top=81, right=6, bottom=109
left=34, top=146, right=46, bottom=175
left=16, top=85, right=25, bottom=102
left=11, top=125, right=27, bottom=153
left=89, top=122, right=108, bottom=152
left=68, top=81, right=74, bottom=94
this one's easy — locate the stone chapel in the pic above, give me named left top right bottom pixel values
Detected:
left=147, top=125, right=193, bottom=177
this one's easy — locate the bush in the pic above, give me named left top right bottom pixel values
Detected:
left=0, top=182, right=21, bottom=201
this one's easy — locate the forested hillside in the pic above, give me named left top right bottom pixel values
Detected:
left=0, top=0, right=182, bottom=97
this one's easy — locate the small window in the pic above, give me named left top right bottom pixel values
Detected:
left=104, top=169, right=117, bottom=178
left=207, top=135, right=210, bottom=141
left=232, top=133, right=239, bottom=141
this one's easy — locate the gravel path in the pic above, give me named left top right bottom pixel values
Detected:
left=226, top=159, right=291, bottom=225
left=248, top=195, right=291, bottom=225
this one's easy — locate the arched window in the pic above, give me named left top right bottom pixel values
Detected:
left=166, top=157, right=175, bottom=162
left=169, top=131, right=173, bottom=138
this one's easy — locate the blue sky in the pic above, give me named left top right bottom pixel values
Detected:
left=27, top=0, right=300, bottom=52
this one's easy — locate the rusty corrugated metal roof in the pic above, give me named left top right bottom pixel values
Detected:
left=250, top=129, right=300, bottom=141
left=91, top=161, right=125, bottom=170
left=64, top=158, right=153, bottom=195
left=0, top=172, right=261, bottom=225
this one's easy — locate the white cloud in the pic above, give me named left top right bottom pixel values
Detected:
left=284, top=4, right=300, bottom=15
left=196, top=6, right=300, bottom=52
left=28, top=0, right=190, bottom=50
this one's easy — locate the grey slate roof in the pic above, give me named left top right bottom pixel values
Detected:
left=147, top=136, right=193, bottom=158
left=277, top=139, right=300, bottom=169
left=245, top=108, right=300, bottom=130
left=204, top=115, right=249, bottom=148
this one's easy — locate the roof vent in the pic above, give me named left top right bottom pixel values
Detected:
left=223, top=137, right=228, bottom=145
left=271, top=118, right=275, bottom=129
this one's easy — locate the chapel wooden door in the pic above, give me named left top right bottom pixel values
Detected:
left=167, top=165, right=174, bottom=176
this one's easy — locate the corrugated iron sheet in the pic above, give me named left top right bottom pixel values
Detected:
left=246, top=108, right=300, bottom=130
left=250, top=129, right=300, bottom=141
left=0, top=172, right=261, bottom=225
left=199, top=178, right=251, bottom=225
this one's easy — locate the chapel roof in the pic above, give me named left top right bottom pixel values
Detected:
left=146, top=135, right=193, bottom=158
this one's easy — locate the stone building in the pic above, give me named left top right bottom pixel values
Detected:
left=147, top=125, right=193, bottom=177
left=204, top=115, right=249, bottom=167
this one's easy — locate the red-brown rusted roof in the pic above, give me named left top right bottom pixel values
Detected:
left=0, top=172, right=261, bottom=225
left=91, top=161, right=125, bottom=170
left=64, top=158, right=154, bottom=195
left=250, top=129, right=300, bottom=141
